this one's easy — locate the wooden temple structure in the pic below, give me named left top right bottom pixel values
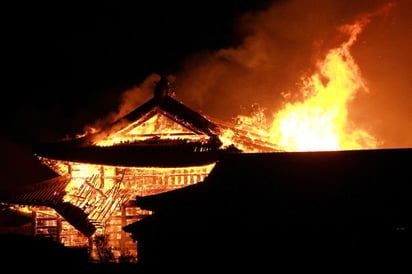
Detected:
left=0, top=76, right=279, bottom=263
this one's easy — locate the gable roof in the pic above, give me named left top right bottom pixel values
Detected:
left=91, top=77, right=220, bottom=144
left=32, top=77, right=237, bottom=167
left=119, top=93, right=219, bottom=136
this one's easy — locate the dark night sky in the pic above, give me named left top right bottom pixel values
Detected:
left=3, top=1, right=274, bottom=144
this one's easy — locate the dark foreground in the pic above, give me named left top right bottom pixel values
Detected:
left=128, top=148, right=411, bottom=272
left=2, top=149, right=411, bottom=273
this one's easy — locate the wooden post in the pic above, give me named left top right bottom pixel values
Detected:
left=57, top=217, right=62, bottom=243
left=32, top=210, right=37, bottom=236
left=120, top=205, right=127, bottom=258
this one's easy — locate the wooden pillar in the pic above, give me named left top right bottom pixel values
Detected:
left=57, top=217, right=62, bottom=243
left=99, top=165, right=105, bottom=189
left=67, top=162, right=72, bottom=177
left=88, top=236, right=95, bottom=263
left=120, top=205, right=127, bottom=257
left=31, top=210, right=37, bottom=236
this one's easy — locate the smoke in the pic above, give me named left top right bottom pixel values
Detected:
left=116, top=74, right=161, bottom=119
left=82, top=0, right=411, bottom=148
left=349, top=0, right=412, bottom=148
left=82, top=73, right=160, bottom=134
left=171, top=0, right=411, bottom=148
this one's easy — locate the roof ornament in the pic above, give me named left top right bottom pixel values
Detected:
left=154, top=75, right=174, bottom=99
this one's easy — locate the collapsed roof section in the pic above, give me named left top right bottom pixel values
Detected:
left=0, top=176, right=96, bottom=237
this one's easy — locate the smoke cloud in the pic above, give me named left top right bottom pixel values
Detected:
left=349, top=0, right=412, bottom=148
left=170, top=0, right=411, bottom=148
left=82, top=73, right=160, bottom=134
left=92, top=0, right=411, bottom=149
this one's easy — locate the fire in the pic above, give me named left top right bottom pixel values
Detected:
left=37, top=155, right=216, bottom=262
left=78, top=14, right=382, bottom=154
left=93, top=113, right=210, bottom=147
left=268, top=18, right=378, bottom=152
left=25, top=2, right=399, bottom=264
left=216, top=106, right=280, bottom=153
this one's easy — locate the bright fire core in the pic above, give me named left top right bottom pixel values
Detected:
left=268, top=18, right=378, bottom=152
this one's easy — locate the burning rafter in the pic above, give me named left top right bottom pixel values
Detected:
left=2, top=176, right=96, bottom=237
left=63, top=171, right=132, bottom=226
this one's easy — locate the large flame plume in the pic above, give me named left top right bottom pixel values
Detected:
left=174, top=0, right=411, bottom=150
left=80, top=15, right=383, bottom=153
left=64, top=1, right=408, bottom=153
left=268, top=18, right=378, bottom=151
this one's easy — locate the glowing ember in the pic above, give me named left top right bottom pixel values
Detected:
left=215, top=107, right=280, bottom=153
left=93, top=113, right=209, bottom=147
left=37, top=156, right=216, bottom=262
left=268, top=17, right=378, bottom=152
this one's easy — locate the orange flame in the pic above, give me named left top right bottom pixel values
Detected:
left=93, top=113, right=209, bottom=147
left=77, top=17, right=383, bottom=153
left=268, top=18, right=378, bottom=152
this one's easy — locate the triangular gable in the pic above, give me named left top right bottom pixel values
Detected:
left=90, top=92, right=220, bottom=146
left=31, top=78, right=226, bottom=166
left=118, top=113, right=204, bottom=138
left=95, top=110, right=213, bottom=146
left=122, top=96, right=219, bottom=137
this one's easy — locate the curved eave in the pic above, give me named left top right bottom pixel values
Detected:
left=33, top=143, right=231, bottom=167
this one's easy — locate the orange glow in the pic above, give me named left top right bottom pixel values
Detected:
left=77, top=18, right=384, bottom=154
left=268, top=18, right=378, bottom=151
left=215, top=109, right=280, bottom=153
left=38, top=155, right=216, bottom=262
left=32, top=8, right=396, bottom=262
left=93, top=113, right=210, bottom=146
left=37, top=96, right=219, bottom=260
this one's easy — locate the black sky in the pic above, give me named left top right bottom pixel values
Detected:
left=3, top=1, right=275, bottom=144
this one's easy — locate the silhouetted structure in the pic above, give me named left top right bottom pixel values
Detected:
left=0, top=234, right=89, bottom=265
left=124, top=148, right=411, bottom=271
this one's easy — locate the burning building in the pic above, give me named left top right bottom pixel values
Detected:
left=0, top=76, right=279, bottom=263
left=2, top=3, right=409, bottom=265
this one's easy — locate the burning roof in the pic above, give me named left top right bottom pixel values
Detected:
left=32, top=76, right=282, bottom=167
